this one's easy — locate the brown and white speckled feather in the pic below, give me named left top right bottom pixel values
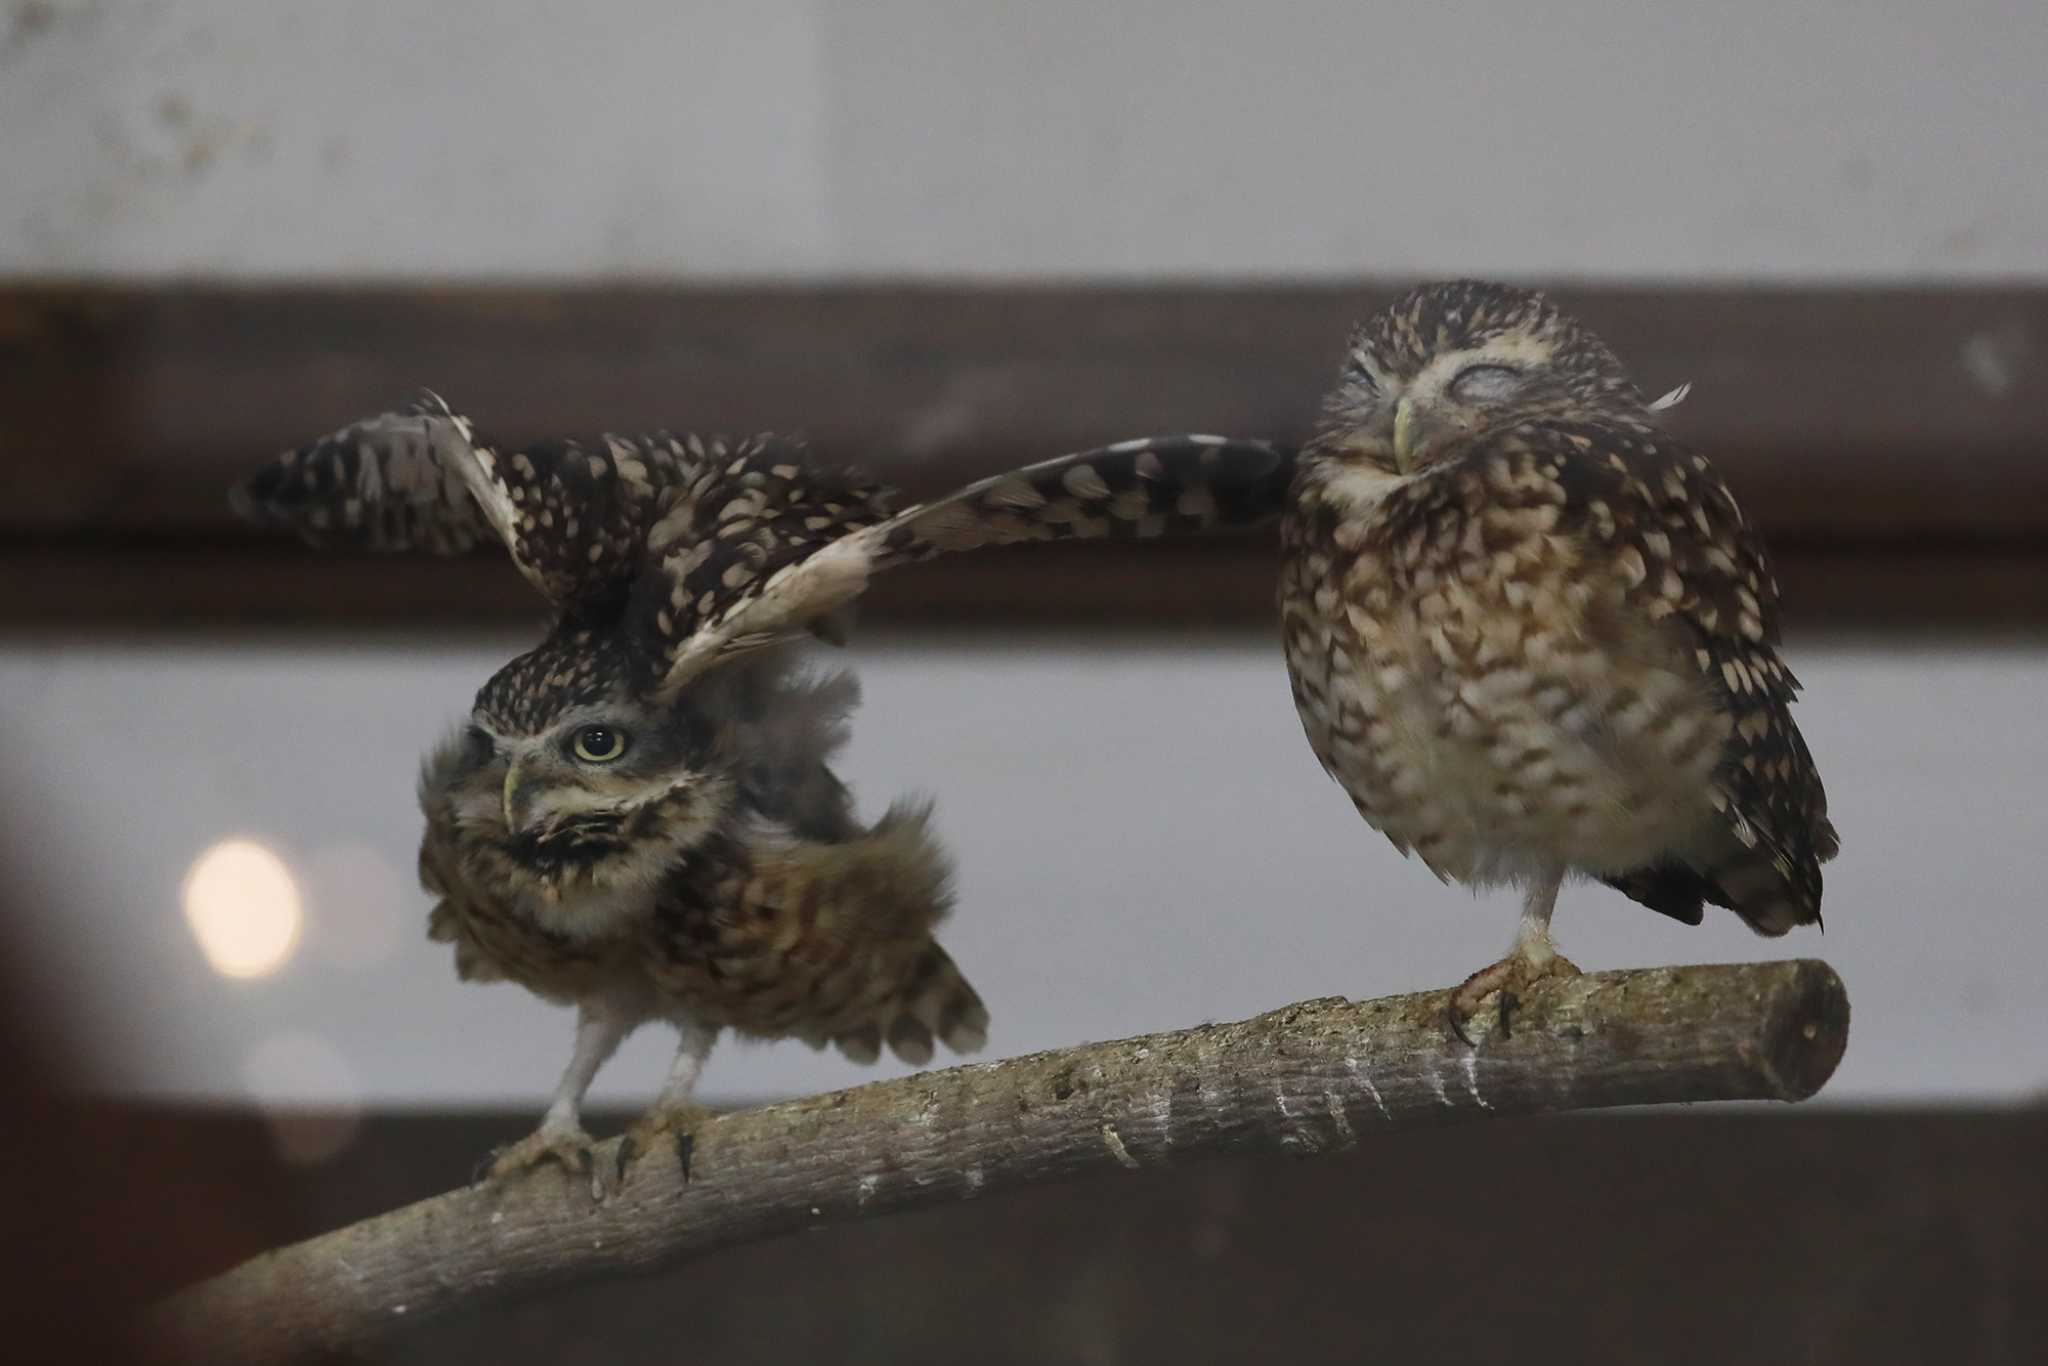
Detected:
left=1281, top=280, right=1836, bottom=950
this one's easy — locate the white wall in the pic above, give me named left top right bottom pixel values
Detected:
left=4, top=0, right=2045, bottom=280
left=2, top=632, right=2040, bottom=1114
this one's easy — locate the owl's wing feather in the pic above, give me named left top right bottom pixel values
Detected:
left=1542, top=418, right=1838, bottom=932
left=230, top=393, right=496, bottom=556
left=455, top=428, right=701, bottom=606
left=635, top=434, right=1293, bottom=695
left=241, top=402, right=1291, bottom=691
left=234, top=393, right=706, bottom=607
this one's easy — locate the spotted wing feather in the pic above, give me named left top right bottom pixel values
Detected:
left=872, top=433, right=1293, bottom=565
left=230, top=393, right=493, bottom=556
left=1544, top=418, right=1838, bottom=932
left=640, top=434, right=1293, bottom=694
left=457, top=428, right=702, bottom=607
left=234, top=392, right=708, bottom=609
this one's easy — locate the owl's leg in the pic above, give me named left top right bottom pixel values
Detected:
left=1447, top=863, right=1582, bottom=1044
left=483, top=1005, right=630, bottom=1193
left=618, top=1017, right=720, bottom=1184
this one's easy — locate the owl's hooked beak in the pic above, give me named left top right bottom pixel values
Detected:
left=1391, top=397, right=1420, bottom=474
left=502, top=761, right=534, bottom=833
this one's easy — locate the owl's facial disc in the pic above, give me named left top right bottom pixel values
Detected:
left=459, top=698, right=723, bottom=878
left=1349, top=335, right=1553, bottom=474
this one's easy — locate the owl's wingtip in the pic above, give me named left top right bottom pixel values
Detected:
left=228, top=460, right=292, bottom=526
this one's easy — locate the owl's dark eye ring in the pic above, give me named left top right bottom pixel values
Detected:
left=1450, top=363, right=1525, bottom=401
left=571, top=725, right=629, bottom=763
left=464, top=725, right=495, bottom=762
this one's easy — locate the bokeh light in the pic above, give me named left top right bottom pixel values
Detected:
left=181, top=838, right=304, bottom=979
left=242, top=1031, right=363, bottom=1164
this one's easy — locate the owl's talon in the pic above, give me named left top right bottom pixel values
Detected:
left=481, top=1123, right=605, bottom=1191
left=619, top=1102, right=711, bottom=1187
left=1448, top=953, right=1581, bottom=1046
left=1445, top=1002, right=1478, bottom=1048
left=615, top=1134, right=637, bottom=1185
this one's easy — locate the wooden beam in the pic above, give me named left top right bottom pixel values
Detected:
left=2, top=282, right=2044, bottom=630
left=1, top=539, right=2042, bottom=635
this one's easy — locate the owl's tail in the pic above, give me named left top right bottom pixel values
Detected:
left=832, top=944, right=990, bottom=1068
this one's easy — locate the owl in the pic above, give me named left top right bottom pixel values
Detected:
left=236, top=395, right=1288, bottom=1190
left=1279, top=281, right=1839, bottom=1042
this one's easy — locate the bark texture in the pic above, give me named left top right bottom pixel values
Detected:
left=155, top=959, right=1848, bottom=1364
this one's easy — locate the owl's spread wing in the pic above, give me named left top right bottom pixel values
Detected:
left=230, top=393, right=495, bottom=556
left=1541, top=418, right=1839, bottom=930
left=634, top=434, right=1293, bottom=695
left=233, top=392, right=705, bottom=607
left=240, top=398, right=1292, bottom=692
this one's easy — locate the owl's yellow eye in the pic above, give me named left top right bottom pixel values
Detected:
left=571, top=726, right=629, bottom=763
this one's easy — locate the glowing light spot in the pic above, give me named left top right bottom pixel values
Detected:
left=182, top=838, right=303, bottom=979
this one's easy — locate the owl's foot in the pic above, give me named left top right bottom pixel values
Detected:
left=478, top=1121, right=608, bottom=1199
left=1447, top=950, right=1582, bottom=1045
left=617, top=1101, right=714, bottom=1186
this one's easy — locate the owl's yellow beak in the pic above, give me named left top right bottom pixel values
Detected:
left=502, top=762, right=526, bottom=832
left=1391, top=397, right=1419, bottom=474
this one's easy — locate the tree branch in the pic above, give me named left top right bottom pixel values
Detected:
left=154, top=960, right=1848, bottom=1364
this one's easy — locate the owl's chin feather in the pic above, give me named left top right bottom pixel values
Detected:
left=504, top=795, right=721, bottom=897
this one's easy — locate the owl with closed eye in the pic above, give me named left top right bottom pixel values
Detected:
left=236, top=396, right=1288, bottom=1190
left=1279, top=280, right=1838, bottom=1041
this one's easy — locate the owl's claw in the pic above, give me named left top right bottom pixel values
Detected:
left=480, top=1122, right=609, bottom=1199
left=1445, top=1002, right=1479, bottom=1049
left=618, top=1102, right=711, bottom=1187
left=1446, top=952, right=1582, bottom=1046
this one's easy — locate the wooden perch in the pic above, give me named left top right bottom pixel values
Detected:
left=153, top=960, right=1847, bottom=1364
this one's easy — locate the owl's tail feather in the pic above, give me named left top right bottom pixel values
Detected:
left=825, top=946, right=988, bottom=1067
left=1607, top=812, right=1830, bottom=937
left=1703, top=841, right=1825, bottom=937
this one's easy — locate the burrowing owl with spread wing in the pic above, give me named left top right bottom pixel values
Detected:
left=1280, top=281, right=1838, bottom=1040
left=237, top=396, right=1286, bottom=1188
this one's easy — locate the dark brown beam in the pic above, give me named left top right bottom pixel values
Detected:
left=2, top=282, right=2045, bottom=630
left=4, top=539, right=2042, bottom=637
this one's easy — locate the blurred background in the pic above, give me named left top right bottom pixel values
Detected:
left=2, top=2, right=2043, bottom=1362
